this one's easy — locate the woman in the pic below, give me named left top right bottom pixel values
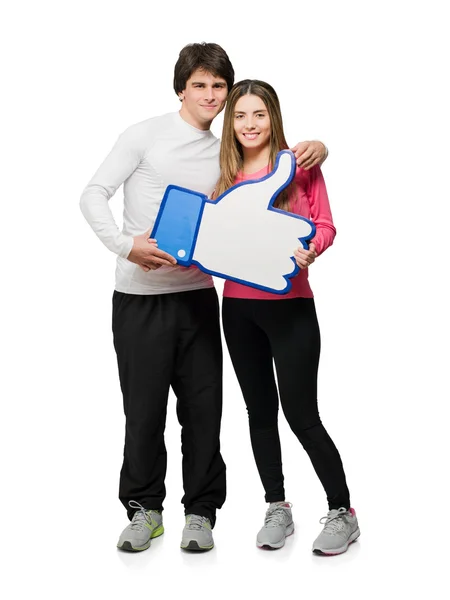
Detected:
left=217, top=80, right=360, bottom=555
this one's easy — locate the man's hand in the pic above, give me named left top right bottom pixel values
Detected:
left=127, top=232, right=177, bottom=272
left=290, top=141, right=327, bottom=170
left=294, top=242, right=317, bottom=268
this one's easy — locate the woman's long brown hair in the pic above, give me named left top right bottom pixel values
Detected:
left=214, top=79, right=294, bottom=211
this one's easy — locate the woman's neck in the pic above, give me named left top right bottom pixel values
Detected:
left=241, top=147, right=270, bottom=175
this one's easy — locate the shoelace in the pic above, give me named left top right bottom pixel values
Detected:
left=128, top=500, right=153, bottom=531
left=186, top=514, right=208, bottom=530
left=319, top=507, right=348, bottom=534
left=265, top=502, right=293, bottom=528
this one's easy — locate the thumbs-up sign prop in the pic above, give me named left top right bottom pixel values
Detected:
left=150, top=150, right=315, bottom=293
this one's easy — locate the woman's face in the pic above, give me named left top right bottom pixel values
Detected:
left=233, top=94, right=271, bottom=152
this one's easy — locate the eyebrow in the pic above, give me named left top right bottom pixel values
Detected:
left=191, top=81, right=227, bottom=86
left=234, top=109, right=268, bottom=114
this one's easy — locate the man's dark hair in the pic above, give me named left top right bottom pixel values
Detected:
left=173, top=42, right=235, bottom=95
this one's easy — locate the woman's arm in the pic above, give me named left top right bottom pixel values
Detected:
left=307, top=165, right=336, bottom=256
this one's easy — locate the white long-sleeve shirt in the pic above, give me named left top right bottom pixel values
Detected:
left=80, top=111, right=220, bottom=294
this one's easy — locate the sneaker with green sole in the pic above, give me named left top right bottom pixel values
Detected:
left=180, top=514, right=214, bottom=551
left=117, top=500, right=164, bottom=552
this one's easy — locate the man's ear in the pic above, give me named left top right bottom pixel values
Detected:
left=178, top=94, right=184, bottom=102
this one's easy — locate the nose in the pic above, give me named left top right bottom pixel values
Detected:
left=204, top=87, right=216, bottom=102
left=244, top=118, right=256, bottom=130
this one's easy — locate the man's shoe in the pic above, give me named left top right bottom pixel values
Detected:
left=312, top=507, right=360, bottom=555
left=117, top=500, right=164, bottom=552
left=256, top=501, right=294, bottom=549
left=180, top=514, right=214, bottom=551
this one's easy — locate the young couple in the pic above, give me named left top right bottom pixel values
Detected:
left=80, top=42, right=360, bottom=556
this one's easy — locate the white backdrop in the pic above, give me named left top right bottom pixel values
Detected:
left=2, top=1, right=449, bottom=598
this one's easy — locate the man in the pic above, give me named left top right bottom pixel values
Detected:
left=80, top=42, right=327, bottom=553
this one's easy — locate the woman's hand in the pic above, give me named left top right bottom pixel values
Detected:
left=294, top=242, right=317, bottom=268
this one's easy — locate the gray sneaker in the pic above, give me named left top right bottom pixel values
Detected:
left=256, top=501, right=294, bottom=549
left=312, top=507, right=360, bottom=555
left=180, top=514, right=214, bottom=551
left=117, top=500, right=164, bottom=552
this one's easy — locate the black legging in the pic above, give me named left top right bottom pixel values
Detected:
left=222, top=297, right=350, bottom=510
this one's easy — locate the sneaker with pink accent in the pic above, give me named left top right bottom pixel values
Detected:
left=312, top=507, right=360, bottom=555
left=256, top=501, right=294, bottom=549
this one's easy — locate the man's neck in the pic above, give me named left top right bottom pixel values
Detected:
left=179, top=107, right=212, bottom=131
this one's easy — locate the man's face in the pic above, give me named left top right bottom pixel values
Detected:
left=179, top=69, right=228, bottom=130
